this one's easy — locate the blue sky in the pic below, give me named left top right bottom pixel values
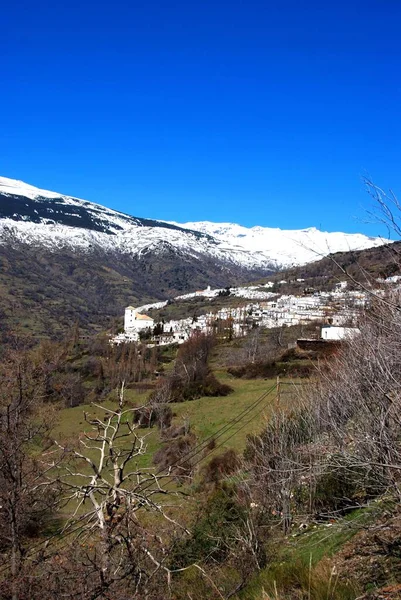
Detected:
left=1, top=0, right=400, bottom=236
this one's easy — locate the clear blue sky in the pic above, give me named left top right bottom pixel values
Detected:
left=1, top=0, right=400, bottom=236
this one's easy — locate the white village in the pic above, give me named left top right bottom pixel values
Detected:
left=110, top=277, right=401, bottom=347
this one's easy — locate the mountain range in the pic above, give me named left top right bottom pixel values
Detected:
left=0, top=176, right=385, bottom=270
left=0, top=176, right=389, bottom=339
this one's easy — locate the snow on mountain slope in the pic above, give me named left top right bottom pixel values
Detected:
left=0, top=176, right=186, bottom=234
left=0, top=177, right=270, bottom=270
left=170, top=221, right=387, bottom=267
left=0, top=176, right=388, bottom=270
left=0, top=176, right=65, bottom=200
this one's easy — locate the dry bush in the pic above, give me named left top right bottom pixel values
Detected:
left=201, top=449, right=241, bottom=485
left=244, top=243, right=401, bottom=524
left=0, top=345, right=60, bottom=599
left=258, top=559, right=360, bottom=600
left=169, top=486, right=267, bottom=598
left=133, top=403, right=173, bottom=429
left=105, top=341, right=159, bottom=386
left=153, top=430, right=197, bottom=481
left=244, top=405, right=317, bottom=531
left=7, top=527, right=176, bottom=600
left=228, top=359, right=313, bottom=379
left=161, top=422, right=189, bottom=440
left=149, top=332, right=233, bottom=402
left=307, top=295, right=401, bottom=501
left=48, top=371, right=86, bottom=407
left=245, top=296, right=401, bottom=527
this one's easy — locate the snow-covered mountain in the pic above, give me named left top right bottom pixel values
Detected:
left=0, top=176, right=386, bottom=270
left=170, top=221, right=387, bottom=267
left=0, top=177, right=271, bottom=271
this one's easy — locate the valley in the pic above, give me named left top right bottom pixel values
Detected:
left=3, top=1, right=400, bottom=597
left=0, top=175, right=400, bottom=600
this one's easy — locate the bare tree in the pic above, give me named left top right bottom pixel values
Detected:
left=45, top=384, right=186, bottom=598
left=364, top=177, right=401, bottom=241
left=242, top=327, right=262, bottom=364
left=308, top=297, right=401, bottom=500
left=245, top=182, right=401, bottom=526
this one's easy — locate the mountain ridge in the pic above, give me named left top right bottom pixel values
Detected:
left=168, top=219, right=384, bottom=267
left=0, top=176, right=387, bottom=271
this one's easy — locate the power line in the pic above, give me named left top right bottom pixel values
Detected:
left=0, top=383, right=278, bottom=575
left=135, top=382, right=277, bottom=496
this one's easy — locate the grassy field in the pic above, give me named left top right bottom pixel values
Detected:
left=169, top=372, right=279, bottom=453
left=49, top=371, right=302, bottom=536
left=53, top=372, right=293, bottom=470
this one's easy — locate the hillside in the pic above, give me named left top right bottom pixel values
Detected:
left=256, top=240, right=401, bottom=293
left=132, top=241, right=400, bottom=330
left=0, top=176, right=392, bottom=341
left=0, top=242, right=269, bottom=340
left=2, top=314, right=400, bottom=600
left=1, top=237, right=398, bottom=344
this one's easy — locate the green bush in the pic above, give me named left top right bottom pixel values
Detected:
left=311, top=458, right=383, bottom=517
left=169, top=487, right=246, bottom=568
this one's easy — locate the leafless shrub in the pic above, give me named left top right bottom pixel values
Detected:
left=149, top=332, right=233, bottom=402
left=245, top=182, right=401, bottom=526
left=201, top=449, right=241, bottom=485
left=133, top=403, right=173, bottom=429
left=306, top=296, right=401, bottom=501
left=153, top=430, right=197, bottom=482
left=244, top=405, right=318, bottom=532
left=0, top=346, right=60, bottom=599
left=246, top=296, right=401, bottom=526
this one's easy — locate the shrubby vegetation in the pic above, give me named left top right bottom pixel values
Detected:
left=1, top=185, right=401, bottom=599
left=2, top=290, right=401, bottom=599
left=244, top=291, right=401, bottom=524
left=150, top=332, right=233, bottom=402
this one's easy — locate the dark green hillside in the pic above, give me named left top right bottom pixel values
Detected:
left=0, top=242, right=268, bottom=340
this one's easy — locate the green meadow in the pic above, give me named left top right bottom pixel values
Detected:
left=52, top=373, right=294, bottom=471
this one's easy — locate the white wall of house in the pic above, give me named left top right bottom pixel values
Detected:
left=321, top=326, right=360, bottom=341
left=124, top=307, right=154, bottom=332
left=124, top=307, right=136, bottom=331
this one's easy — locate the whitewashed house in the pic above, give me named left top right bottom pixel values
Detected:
left=124, top=306, right=154, bottom=334
left=321, top=326, right=360, bottom=341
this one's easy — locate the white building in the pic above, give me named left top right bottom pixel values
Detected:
left=321, top=326, right=360, bottom=341
left=111, top=285, right=367, bottom=347
left=124, top=306, right=154, bottom=333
